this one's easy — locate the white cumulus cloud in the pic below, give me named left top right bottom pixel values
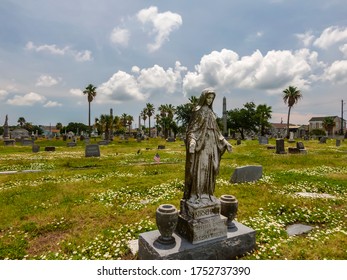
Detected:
left=98, top=71, right=147, bottom=103
left=137, top=62, right=186, bottom=94
left=137, top=6, right=182, bottom=52
left=296, top=31, right=315, bottom=47
left=25, top=41, right=68, bottom=55
left=43, top=101, right=62, bottom=107
left=36, top=75, right=60, bottom=87
left=75, top=50, right=93, bottom=62
left=0, top=89, right=9, bottom=100
left=110, top=27, right=130, bottom=47
left=339, top=44, right=347, bottom=58
left=70, top=88, right=83, bottom=96
left=26, top=41, right=93, bottom=62
left=183, top=48, right=324, bottom=96
left=97, top=62, right=186, bottom=103
left=7, top=92, right=46, bottom=106
left=322, top=60, right=347, bottom=84
left=314, top=26, right=347, bottom=49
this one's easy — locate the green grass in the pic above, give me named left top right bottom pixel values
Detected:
left=0, top=137, right=346, bottom=260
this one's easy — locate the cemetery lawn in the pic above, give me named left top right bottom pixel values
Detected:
left=0, top=137, right=346, bottom=260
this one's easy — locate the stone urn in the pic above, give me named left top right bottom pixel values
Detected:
left=155, top=204, right=178, bottom=245
left=220, top=195, right=238, bottom=229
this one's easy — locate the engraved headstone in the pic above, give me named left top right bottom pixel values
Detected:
left=21, top=139, right=33, bottom=146
left=67, top=142, right=77, bottom=147
left=296, top=141, right=307, bottom=154
left=258, top=136, right=268, bottom=145
left=85, top=144, right=100, bottom=157
left=319, top=136, right=327, bottom=143
left=336, top=139, right=341, bottom=147
left=296, top=141, right=305, bottom=150
left=32, top=144, right=40, bottom=153
left=230, top=165, right=263, bottom=183
left=44, top=146, right=55, bottom=152
left=276, top=139, right=286, bottom=154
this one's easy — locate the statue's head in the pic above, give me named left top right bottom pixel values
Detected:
left=195, top=88, right=215, bottom=110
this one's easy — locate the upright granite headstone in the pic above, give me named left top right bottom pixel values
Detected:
left=296, top=141, right=305, bottom=150
left=230, top=165, right=263, bottom=183
left=288, top=131, right=295, bottom=143
left=276, top=139, right=286, bottom=154
left=258, top=136, right=268, bottom=145
left=32, top=145, right=40, bottom=153
left=85, top=144, right=100, bottom=157
left=67, top=142, right=77, bottom=147
left=319, top=136, right=327, bottom=143
left=336, top=139, right=341, bottom=147
left=22, top=139, right=33, bottom=146
left=296, top=141, right=307, bottom=154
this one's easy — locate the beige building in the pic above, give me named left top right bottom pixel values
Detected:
left=308, top=116, right=346, bottom=136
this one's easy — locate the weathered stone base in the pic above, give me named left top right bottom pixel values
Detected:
left=176, top=198, right=227, bottom=244
left=138, top=221, right=256, bottom=260
left=176, top=214, right=227, bottom=244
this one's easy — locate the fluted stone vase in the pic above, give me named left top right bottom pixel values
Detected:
left=220, top=195, right=238, bottom=229
left=156, top=204, right=178, bottom=245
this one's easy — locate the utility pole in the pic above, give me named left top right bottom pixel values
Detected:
left=341, top=100, right=345, bottom=135
left=222, top=97, right=227, bottom=136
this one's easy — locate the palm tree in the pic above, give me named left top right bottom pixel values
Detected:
left=100, top=114, right=113, bottom=140
left=140, top=109, right=147, bottom=132
left=283, top=86, right=302, bottom=138
left=120, top=113, right=129, bottom=129
left=145, top=103, right=155, bottom=137
left=126, top=115, right=134, bottom=135
left=158, top=104, right=176, bottom=138
left=256, top=104, right=272, bottom=136
left=17, top=117, right=26, bottom=127
left=83, top=84, right=97, bottom=136
left=322, top=117, right=335, bottom=136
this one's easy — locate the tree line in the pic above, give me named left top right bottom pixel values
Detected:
left=1, top=85, right=304, bottom=139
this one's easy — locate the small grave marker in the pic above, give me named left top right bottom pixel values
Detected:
left=32, top=145, right=40, bottom=153
left=230, top=165, right=263, bottom=183
left=85, top=144, right=100, bottom=157
left=258, top=136, right=268, bottom=145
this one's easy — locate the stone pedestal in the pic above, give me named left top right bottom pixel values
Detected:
left=3, top=139, right=15, bottom=146
left=138, top=221, right=255, bottom=260
left=138, top=196, right=256, bottom=260
left=175, top=198, right=227, bottom=244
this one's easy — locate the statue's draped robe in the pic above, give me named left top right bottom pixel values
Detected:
left=184, top=105, right=227, bottom=201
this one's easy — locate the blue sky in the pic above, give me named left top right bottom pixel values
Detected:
left=1, top=0, right=347, bottom=127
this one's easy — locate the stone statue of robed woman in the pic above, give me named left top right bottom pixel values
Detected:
left=184, top=88, right=232, bottom=204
